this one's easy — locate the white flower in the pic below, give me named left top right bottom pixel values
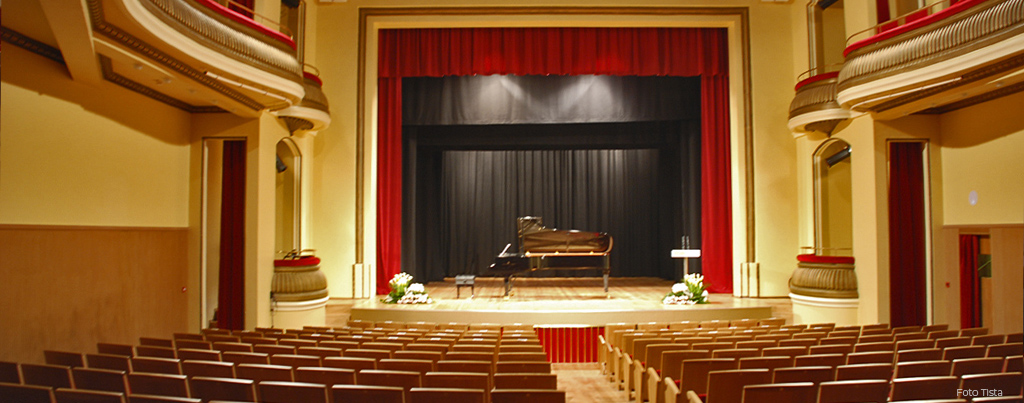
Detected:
left=671, top=283, right=687, bottom=294
left=408, top=283, right=425, bottom=294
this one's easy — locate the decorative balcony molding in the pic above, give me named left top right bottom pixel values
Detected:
left=276, top=73, right=332, bottom=134
left=788, top=74, right=856, bottom=135
left=837, top=0, right=1024, bottom=112
left=789, top=255, right=858, bottom=299
left=0, top=27, right=66, bottom=65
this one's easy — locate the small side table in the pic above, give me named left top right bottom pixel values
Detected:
left=670, top=249, right=702, bottom=280
left=455, top=275, right=476, bottom=298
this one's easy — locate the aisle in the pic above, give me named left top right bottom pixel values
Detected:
left=555, top=363, right=630, bottom=403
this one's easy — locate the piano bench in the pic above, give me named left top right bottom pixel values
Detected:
left=456, top=275, right=476, bottom=298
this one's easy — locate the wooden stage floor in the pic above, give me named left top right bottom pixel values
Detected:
left=345, top=277, right=784, bottom=326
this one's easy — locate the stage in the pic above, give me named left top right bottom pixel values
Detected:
left=348, top=277, right=778, bottom=326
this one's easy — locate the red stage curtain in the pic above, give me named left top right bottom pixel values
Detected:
left=887, top=142, right=926, bottom=327
left=219, top=140, right=247, bottom=330
left=958, top=234, right=981, bottom=328
left=377, top=27, right=733, bottom=294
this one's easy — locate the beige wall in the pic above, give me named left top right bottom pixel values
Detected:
left=1, top=46, right=191, bottom=228
left=939, top=91, right=1024, bottom=226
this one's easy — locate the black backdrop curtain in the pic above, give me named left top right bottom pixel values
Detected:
left=401, top=75, right=702, bottom=282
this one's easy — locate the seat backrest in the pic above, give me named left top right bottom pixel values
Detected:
left=322, top=356, right=377, bottom=372
left=490, top=389, right=565, bottom=403
left=378, top=358, right=435, bottom=374
left=0, top=381, right=55, bottom=403
left=296, top=346, right=343, bottom=359
left=853, top=342, right=895, bottom=353
left=1004, top=355, right=1023, bottom=372
left=134, top=346, right=176, bottom=359
left=234, top=363, right=294, bottom=383
left=737, top=356, right=794, bottom=378
left=344, top=348, right=392, bottom=360
left=173, top=340, right=211, bottom=350
left=894, top=360, right=952, bottom=378
left=45, top=351, right=84, bottom=368
left=175, top=348, right=220, bottom=362
left=495, top=361, right=551, bottom=374
left=258, top=380, right=328, bottom=403
left=896, top=339, right=936, bottom=351
left=712, top=349, right=760, bottom=359
left=834, top=363, right=893, bottom=381
left=845, top=351, right=894, bottom=365
left=772, top=365, right=835, bottom=384
left=435, top=360, right=492, bottom=375
left=959, top=372, right=1024, bottom=400
left=139, top=337, right=174, bottom=348
left=497, top=352, right=547, bottom=362
left=679, top=358, right=737, bottom=395
left=221, top=352, right=270, bottom=366
left=269, top=354, right=321, bottom=369
left=493, top=373, right=558, bottom=390
left=740, top=382, right=815, bottom=403
left=952, top=357, right=1005, bottom=377
left=817, top=379, right=889, bottom=403
left=126, top=372, right=189, bottom=398
left=294, top=366, right=355, bottom=387
left=644, top=344, right=689, bottom=371
left=21, top=363, right=73, bottom=389
left=944, top=345, right=987, bottom=361
left=987, top=343, right=1024, bottom=359
left=181, top=360, right=235, bottom=379
left=96, top=344, right=134, bottom=357
left=0, top=362, right=18, bottom=383
left=959, top=328, right=990, bottom=338
left=71, top=367, right=127, bottom=393
left=188, top=376, right=256, bottom=402
left=423, top=371, right=490, bottom=391
left=890, top=375, right=959, bottom=401
left=895, top=348, right=943, bottom=363
left=660, top=350, right=713, bottom=380
left=410, top=387, right=486, bottom=403
left=447, top=352, right=495, bottom=362
left=53, top=388, right=124, bottom=403
left=394, top=350, right=444, bottom=362
left=794, top=353, right=846, bottom=368
left=705, top=368, right=770, bottom=403
left=761, top=346, right=808, bottom=358
left=357, top=369, right=422, bottom=391
left=129, top=357, right=181, bottom=375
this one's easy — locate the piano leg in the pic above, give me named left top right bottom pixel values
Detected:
left=503, top=275, right=517, bottom=298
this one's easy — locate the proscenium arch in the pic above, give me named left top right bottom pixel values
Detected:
left=355, top=7, right=754, bottom=296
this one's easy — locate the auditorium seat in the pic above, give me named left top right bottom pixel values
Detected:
left=258, top=381, right=328, bottom=403
left=173, top=340, right=211, bottom=351
left=1005, top=355, right=1023, bottom=372
left=960, top=328, right=990, bottom=338
left=987, top=343, right=1024, bottom=358
left=322, top=356, right=376, bottom=372
left=134, top=347, right=175, bottom=359
left=357, top=369, right=422, bottom=400
left=181, top=360, right=234, bottom=378
left=945, top=346, right=988, bottom=361
left=498, top=352, right=548, bottom=362
left=959, top=372, right=1024, bottom=402
left=794, top=353, right=845, bottom=368
left=494, top=373, right=557, bottom=390
left=296, top=347, right=343, bottom=359
left=96, top=344, right=134, bottom=357
left=952, top=357, right=1006, bottom=377
left=54, top=388, right=125, bottom=403
left=139, top=338, right=174, bottom=348
left=895, top=360, right=953, bottom=378
left=317, top=340, right=359, bottom=352
left=221, top=352, right=270, bottom=366
left=760, top=346, right=808, bottom=358
left=129, top=358, right=181, bottom=375
left=491, top=389, right=565, bottom=403
left=423, top=371, right=490, bottom=394
left=679, top=358, right=737, bottom=396
left=0, top=361, right=21, bottom=383
left=234, top=363, right=293, bottom=382
left=737, top=356, right=794, bottom=377
left=740, top=382, right=815, bottom=403
left=378, top=358, right=435, bottom=374
left=126, top=373, right=189, bottom=398
left=938, top=337, right=974, bottom=349
left=344, top=348, right=392, bottom=360
left=21, top=363, right=74, bottom=389
left=896, top=348, right=944, bottom=363
left=890, top=376, right=959, bottom=401
left=498, top=345, right=545, bottom=354
left=175, top=349, right=220, bottom=362
left=0, top=382, right=55, bottom=403
left=705, top=368, right=771, bottom=403
left=496, top=361, right=551, bottom=374
left=930, top=331, right=962, bottom=340
left=834, top=363, right=892, bottom=381
left=435, top=360, right=492, bottom=375
left=45, top=351, right=85, bottom=368
left=817, top=379, right=890, bottom=403
left=1007, top=333, right=1023, bottom=344
left=410, top=387, right=486, bottom=403
left=735, top=340, right=778, bottom=352
left=188, top=376, right=256, bottom=402
left=269, top=354, right=321, bottom=369
left=897, top=339, right=937, bottom=351
left=292, top=366, right=355, bottom=387
left=846, top=351, right=895, bottom=365
left=71, top=367, right=127, bottom=393
left=446, top=352, right=495, bottom=362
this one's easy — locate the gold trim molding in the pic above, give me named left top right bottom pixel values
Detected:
left=99, top=55, right=224, bottom=113
left=0, top=27, right=66, bottom=65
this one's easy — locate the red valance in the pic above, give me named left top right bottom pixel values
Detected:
left=273, top=257, right=321, bottom=267
left=377, top=27, right=733, bottom=294
left=797, top=254, right=855, bottom=265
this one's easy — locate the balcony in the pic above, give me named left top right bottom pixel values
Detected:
left=3, top=0, right=330, bottom=124
left=837, top=0, right=1024, bottom=118
left=789, top=65, right=858, bottom=135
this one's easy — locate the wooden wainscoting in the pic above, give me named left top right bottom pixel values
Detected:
left=0, top=224, right=189, bottom=364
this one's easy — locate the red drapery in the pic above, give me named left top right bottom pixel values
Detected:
left=958, top=234, right=981, bottom=328
left=377, top=27, right=733, bottom=294
left=887, top=142, right=926, bottom=327
left=219, top=140, right=247, bottom=330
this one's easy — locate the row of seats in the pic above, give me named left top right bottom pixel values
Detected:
left=599, top=321, right=1022, bottom=403
left=0, top=321, right=568, bottom=403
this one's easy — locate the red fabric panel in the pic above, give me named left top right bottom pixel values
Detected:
left=273, top=257, right=321, bottom=267
left=219, top=140, right=247, bottom=330
left=959, top=235, right=981, bottom=328
left=876, top=0, right=891, bottom=24
left=888, top=142, right=926, bottom=327
left=376, top=77, right=403, bottom=296
left=797, top=254, right=855, bottom=265
left=376, top=28, right=733, bottom=294
left=535, top=326, right=601, bottom=363
left=701, top=74, right=733, bottom=294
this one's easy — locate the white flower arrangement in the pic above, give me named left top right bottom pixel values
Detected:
left=382, top=273, right=433, bottom=304
left=662, top=273, right=710, bottom=305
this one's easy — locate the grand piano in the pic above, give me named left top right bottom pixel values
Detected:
left=488, top=217, right=613, bottom=297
